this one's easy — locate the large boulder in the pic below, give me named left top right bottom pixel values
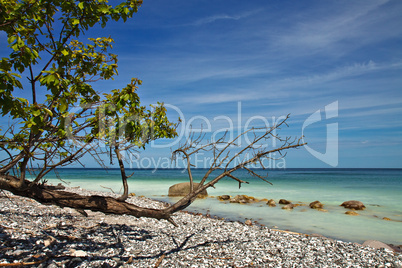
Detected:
left=341, top=200, right=365, bottom=210
left=168, top=182, right=208, bottom=198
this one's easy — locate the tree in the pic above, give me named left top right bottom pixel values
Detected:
left=0, top=0, right=305, bottom=226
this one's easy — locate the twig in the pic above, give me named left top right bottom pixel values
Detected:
left=154, top=254, right=165, bottom=268
left=100, top=185, right=115, bottom=194
left=0, top=257, right=47, bottom=267
left=0, top=224, right=14, bottom=230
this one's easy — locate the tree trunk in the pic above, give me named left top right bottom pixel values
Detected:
left=0, top=175, right=174, bottom=223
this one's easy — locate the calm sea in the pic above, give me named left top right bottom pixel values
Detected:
left=40, top=168, right=402, bottom=245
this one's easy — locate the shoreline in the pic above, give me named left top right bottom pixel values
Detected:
left=41, top=168, right=402, bottom=245
left=1, top=187, right=401, bottom=267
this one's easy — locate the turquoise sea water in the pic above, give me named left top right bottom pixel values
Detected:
left=41, top=168, right=402, bottom=245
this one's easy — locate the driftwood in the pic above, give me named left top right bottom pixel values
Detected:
left=0, top=115, right=305, bottom=226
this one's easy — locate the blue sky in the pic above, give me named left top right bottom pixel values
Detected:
left=2, top=0, right=402, bottom=168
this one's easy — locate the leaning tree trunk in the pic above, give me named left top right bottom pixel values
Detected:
left=0, top=116, right=305, bottom=227
left=0, top=174, right=177, bottom=226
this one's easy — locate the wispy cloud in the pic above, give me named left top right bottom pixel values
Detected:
left=271, top=0, right=398, bottom=56
left=171, top=60, right=402, bottom=105
left=191, top=10, right=259, bottom=26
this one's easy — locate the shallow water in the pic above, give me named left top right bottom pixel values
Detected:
left=40, top=168, right=402, bottom=245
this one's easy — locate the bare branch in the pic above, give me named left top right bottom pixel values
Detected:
left=165, top=115, right=306, bottom=215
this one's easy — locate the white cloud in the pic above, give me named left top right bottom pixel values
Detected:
left=170, top=60, right=402, bottom=106
left=192, top=10, right=259, bottom=26
left=271, top=0, right=398, bottom=56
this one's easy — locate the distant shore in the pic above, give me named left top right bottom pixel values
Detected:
left=1, top=187, right=401, bottom=267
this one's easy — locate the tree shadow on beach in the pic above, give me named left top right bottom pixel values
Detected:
left=1, top=199, right=246, bottom=267
left=1, top=218, right=243, bottom=267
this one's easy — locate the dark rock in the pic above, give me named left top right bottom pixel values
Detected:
left=168, top=182, right=208, bottom=198
left=309, top=200, right=324, bottom=209
left=279, top=199, right=292, bottom=205
left=217, top=195, right=231, bottom=201
left=341, top=200, right=365, bottom=210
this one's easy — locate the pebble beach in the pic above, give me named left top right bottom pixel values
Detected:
left=1, top=187, right=401, bottom=267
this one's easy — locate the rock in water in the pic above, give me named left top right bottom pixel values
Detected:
left=168, top=182, right=208, bottom=198
left=309, top=201, right=324, bottom=209
left=229, top=195, right=258, bottom=204
left=282, top=204, right=295, bottom=210
left=279, top=199, right=292, bottom=205
left=267, top=199, right=276, bottom=207
left=345, top=210, right=359, bottom=216
left=217, top=195, right=231, bottom=201
left=341, top=200, right=366, bottom=210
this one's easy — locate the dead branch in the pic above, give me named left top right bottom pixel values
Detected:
left=165, top=115, right=306, bottom=215
left=0, top=115, right=304, bottom=227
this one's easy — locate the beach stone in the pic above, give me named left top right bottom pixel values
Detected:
left=309, top=200, right=324, bottom=209
left=168, top=182, right=208, bottom=197
left=217, top=195, right=231, bottom=201
left=282, top=204, right=294, bottom=210
left=341, top=200, right=366, bottom=210
left=246, top=195, right=259, bottom=202
left=279, top=199, right=292, bottom=205
left=2, top=186, right=402, bottom=267
left=44, top=236, right=56, bottom=247
left=230, top=195, right=256, bottom=204
left=363, top=240, right=396, bottom=252
left=71, top=249, right=87, bottom=257
left=267, top=199, right=276, bottom=207
left=383, top=217, right=392, bottom=221
left=345, top=210, right=359, bottom=216
left=245, top=219, right=252, bottom=226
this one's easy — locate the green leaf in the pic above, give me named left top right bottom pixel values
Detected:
left=61, top=49, right=69, bottom=56
left=71, top=18, right=80, bottom=25
left=59, top=100, right=67, bottom=113
left=99, top=5, right=109, bottom=14
left=7, top=35, right=16, bottom=45
left=43, top=108, right=53, bottom=117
